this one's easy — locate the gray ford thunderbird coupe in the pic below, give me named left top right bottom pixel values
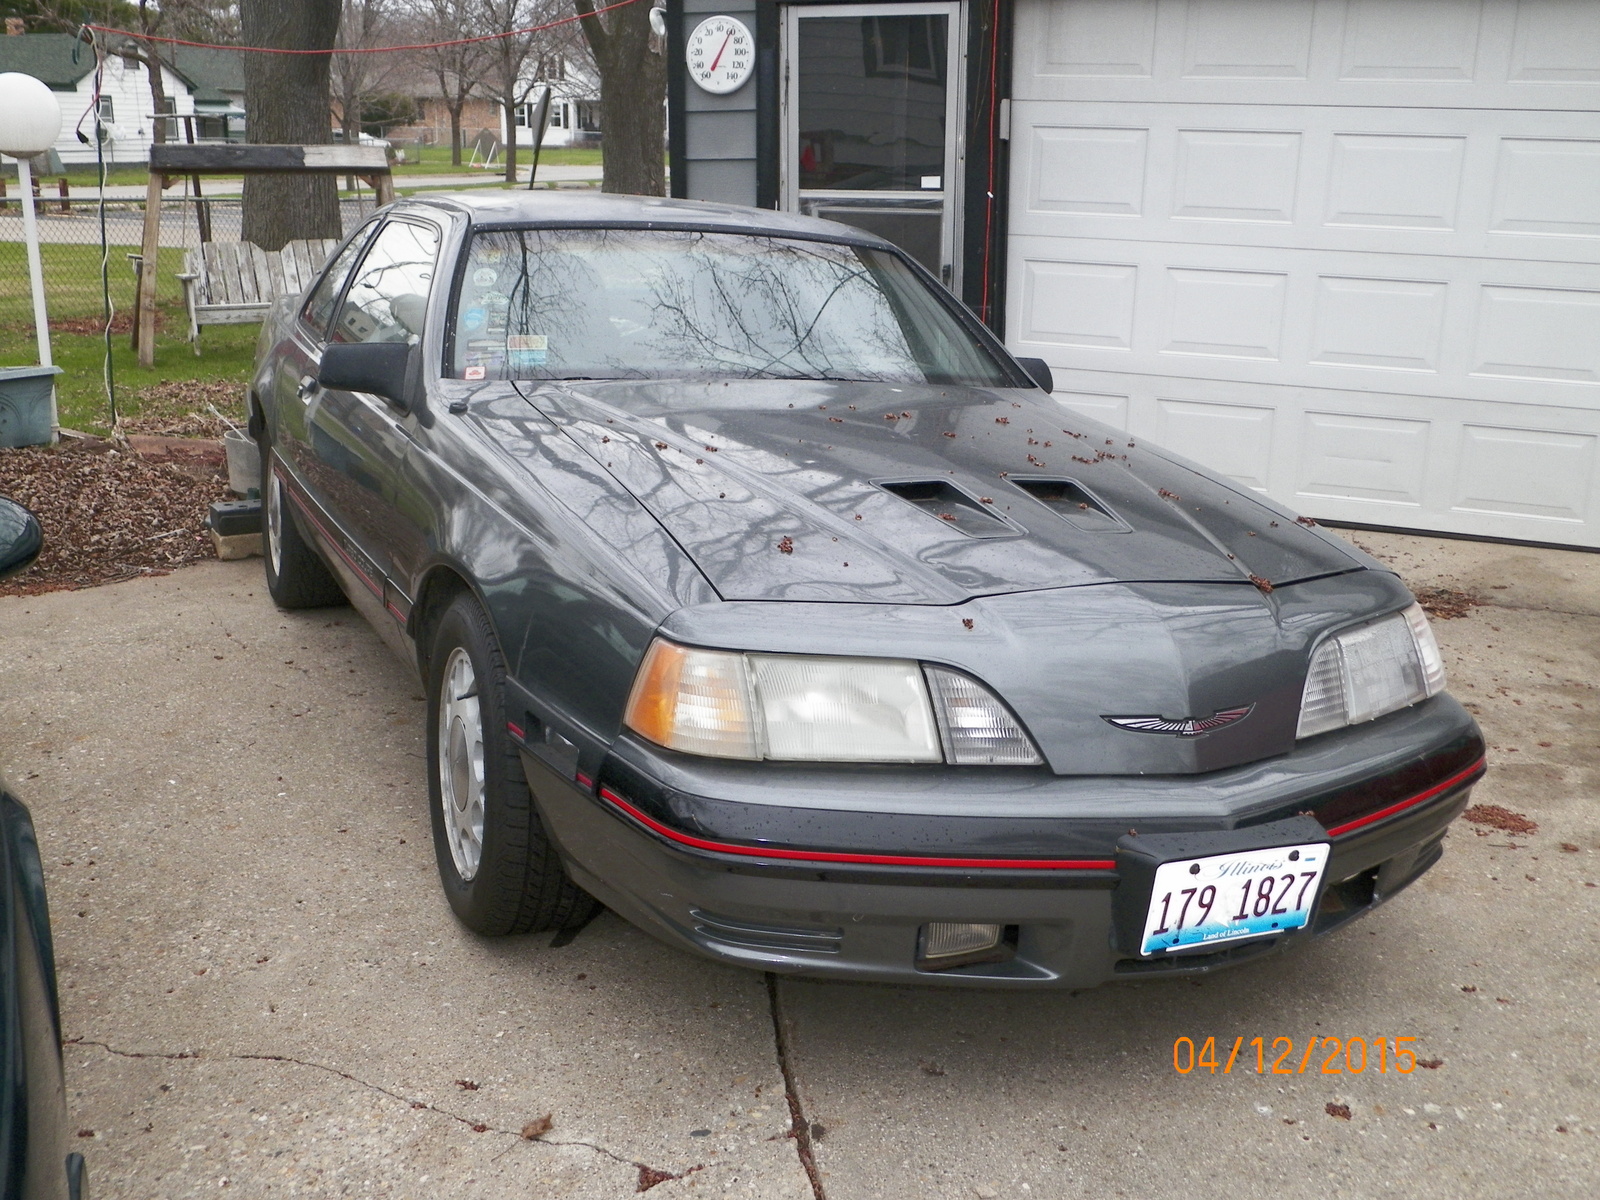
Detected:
left=248, top=193, right=1484, bottom=988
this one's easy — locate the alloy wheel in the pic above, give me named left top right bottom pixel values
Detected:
left=439, top=647, right=486, bottom=880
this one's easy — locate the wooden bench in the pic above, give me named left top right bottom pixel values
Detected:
left=176, top=238, right=341, bottom=353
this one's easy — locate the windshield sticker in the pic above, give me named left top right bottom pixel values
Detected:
left=472, top=267, right=498, bottom=287
left=463, top=365, right=486, bottom=380
left=461, top=307, right=486, bottom=332
left=507, top=334, right=547, bottom=352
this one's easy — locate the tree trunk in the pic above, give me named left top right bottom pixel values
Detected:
left=503, top=99, right=519, bottom=184
left=577, top=0, right=665, bottom=196
left=142, top=45, right=169, bottom=145
left=448, top=102, right=463, bottom=165
left=241, top=0, right=342, bottom=251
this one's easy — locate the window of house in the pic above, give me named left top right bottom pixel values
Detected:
left=513, top=104, right=532, bottom=128
left=97, top=96, right=114, bottom=122
left=549, top=104, right=567, bottom=129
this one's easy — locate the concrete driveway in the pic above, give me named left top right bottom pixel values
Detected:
left=0, top=531, right=1595, bottom=1199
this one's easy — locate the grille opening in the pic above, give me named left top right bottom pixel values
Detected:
left=877, top=479, right=1017, bottom=538
left=1010, top=478, right=1129, bottom=532
left=690, top=909, right=844, bottom=955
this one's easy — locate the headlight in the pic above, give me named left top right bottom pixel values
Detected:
left=1296, top=603, right=1446, bottom=739
left=624, top=640, right=1041, bottom=765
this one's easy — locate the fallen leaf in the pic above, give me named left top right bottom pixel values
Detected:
left=1417, top=1058, right=1444, bottom=1070
left=1325, top=1103, right=1352, bottom=1120
left=521, top=1113, right=553, bottom=1140
left=454, top=1079, right=479, bottom=1091
left=776, top=536, right=794, bottom=555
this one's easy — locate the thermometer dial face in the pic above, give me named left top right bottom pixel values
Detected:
left=686, top=16, right=755, bottom=95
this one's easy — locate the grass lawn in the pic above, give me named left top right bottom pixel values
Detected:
left=1, top=244, right=256, bottom=435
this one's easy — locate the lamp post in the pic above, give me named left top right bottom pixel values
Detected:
left=0, top=72, right=63, bottom=441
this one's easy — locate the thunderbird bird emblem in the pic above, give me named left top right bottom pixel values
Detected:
left=1103, top=705, right=1254, bottom=738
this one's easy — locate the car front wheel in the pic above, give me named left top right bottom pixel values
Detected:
left=426, top=592, right=600, bottom=935
left=260, top=443, right=345, bottom=609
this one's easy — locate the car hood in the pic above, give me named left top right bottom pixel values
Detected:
left=511, top=378, right=1364, bottom=605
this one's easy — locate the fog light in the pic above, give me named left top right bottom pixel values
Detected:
left=919, top=922, right=1004, bottom=961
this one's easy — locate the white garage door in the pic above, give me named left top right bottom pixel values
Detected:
left=1005, top=0, right=1600, bottom=547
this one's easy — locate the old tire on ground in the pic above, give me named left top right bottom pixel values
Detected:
left=426, top=591, right=600, bottom=935
left=261, top=443, right=345, bottom=609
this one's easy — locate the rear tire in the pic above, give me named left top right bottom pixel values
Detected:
left=426, top=591, right=600, bottom=935
left=261, top=442, right=345, bottom=609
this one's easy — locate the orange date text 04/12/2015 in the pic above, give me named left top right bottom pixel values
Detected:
left=1172, top=1036, right=1440, bottom=1075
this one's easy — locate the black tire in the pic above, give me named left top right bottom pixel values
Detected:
left=260, top=441, right=346, bottom=609
left=426, top=591, right=600, bottom=935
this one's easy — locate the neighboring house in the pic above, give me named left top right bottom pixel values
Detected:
left=507, top=86, right=602, bottom=151
left=0, top=32, right=243, bottom=166
left=385, top=61, right=600, bottom=154
left=668, top=0, right=1600, bottom=551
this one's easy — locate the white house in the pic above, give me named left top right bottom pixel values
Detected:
left=669, top=0, right=1600, bottom=550
left=507, top=84, right=602, bottom=151
left=0, top=32, right=242, bottom=167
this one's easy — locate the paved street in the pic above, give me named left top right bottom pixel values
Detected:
left=0, top=531, right=1595, bottom=1198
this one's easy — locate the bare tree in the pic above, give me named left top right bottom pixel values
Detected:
left=410, top=0, right=489, bottom=164
left=332, top=0, right=399, bottom=148
left=477, top=0, right=576, bottom=184
left=573, top=0, right=663, bottom=196
left=241, top=0, right=343, bottom=248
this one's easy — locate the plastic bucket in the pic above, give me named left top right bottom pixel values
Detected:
left=0, top=365, right=62, bottom=449
left=222, top=427, right=260, bottom=496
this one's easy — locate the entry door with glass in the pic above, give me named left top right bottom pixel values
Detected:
left=783, top=2, right=965, bottom=289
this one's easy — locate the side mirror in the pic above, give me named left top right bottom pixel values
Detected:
left=319, top=342, right=417, bottom=413
left=1015, top=357, right=1053, bottom=394
left=0, top=497, right=43, bottom=582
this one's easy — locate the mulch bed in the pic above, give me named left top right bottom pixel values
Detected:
left=0, top=383, right=248, bottom=597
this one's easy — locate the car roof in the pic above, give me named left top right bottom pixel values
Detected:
left=403, top=191, right=895, bottom=247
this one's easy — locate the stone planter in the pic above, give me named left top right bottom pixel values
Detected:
left=0, top=365, right=60, bottom=449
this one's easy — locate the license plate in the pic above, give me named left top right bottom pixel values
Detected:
left=1139, top=843, right=1328, bottom=956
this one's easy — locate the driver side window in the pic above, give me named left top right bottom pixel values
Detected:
left=301, top=224, right=379, bottom=338
left=330, top=220, right=442, bottom=346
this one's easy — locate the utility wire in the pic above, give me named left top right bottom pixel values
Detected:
left=83, top=0, right=642, bottom=57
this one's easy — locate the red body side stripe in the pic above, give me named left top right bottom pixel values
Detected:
left=1324, top=758, right=1485, bottom=838
left=596, top=787, right=1116, bottom=871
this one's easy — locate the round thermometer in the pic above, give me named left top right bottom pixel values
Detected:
left=686, top=15, right=755, bottom=95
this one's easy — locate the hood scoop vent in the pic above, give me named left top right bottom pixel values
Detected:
left=1010, top=478, right=1132, bottom=534
left=877, top=479, right=1020, bottom=539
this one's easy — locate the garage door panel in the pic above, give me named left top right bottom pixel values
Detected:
left=1010, top=0, right=1600, bottom=547
left=1016, top=0, right=1600, bottom=109
left=1010, top=234, right=1600, bottom=409
left=1010, top=101, right=1600, bottom=264
left=1510, top=0, right=1600, bottom=83
left=1043, top=368, right=1600, bottom=542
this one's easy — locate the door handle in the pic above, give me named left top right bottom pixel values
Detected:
left=297, top=375, right=320, bottom=400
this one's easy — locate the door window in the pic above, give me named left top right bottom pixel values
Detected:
left=785, top=3, right=964, bottom=288
left=301, top=222, right=380, bottom=337
left=330, top=220, right=442, bottom=345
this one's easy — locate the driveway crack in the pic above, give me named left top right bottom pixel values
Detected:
left=765, top=974, right=827, bottom=1200
left=65, top=1037, right=705, bottom=1192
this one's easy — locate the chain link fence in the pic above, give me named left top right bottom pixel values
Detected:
left=0, top=192, right=378, bottom=333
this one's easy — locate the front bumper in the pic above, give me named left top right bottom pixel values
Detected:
left=519, top=695, right=1484, bottom=989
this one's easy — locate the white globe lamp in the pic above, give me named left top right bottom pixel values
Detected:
left=0, top=72, right=63, bottom=156
left=0, top=72, right=63, bottom=441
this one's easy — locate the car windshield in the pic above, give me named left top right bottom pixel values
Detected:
left=448, top=227, right=1016, bottom=386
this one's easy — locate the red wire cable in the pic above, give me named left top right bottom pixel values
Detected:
left=85, top=0, right=641, bottom=56
left=979, top=0, right=1001, bottom=327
